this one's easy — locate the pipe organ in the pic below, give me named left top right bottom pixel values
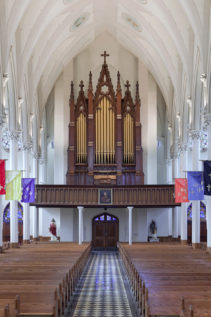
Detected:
left=66, top=52, right=144, bottom=186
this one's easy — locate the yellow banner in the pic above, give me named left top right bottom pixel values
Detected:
left=5, top=171, right=22, bottom=201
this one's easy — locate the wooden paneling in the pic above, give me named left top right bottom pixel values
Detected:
left=31, top=184, right=179, bottom=208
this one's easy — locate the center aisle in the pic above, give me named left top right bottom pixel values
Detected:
left=69, top=251, right=138, bottom=317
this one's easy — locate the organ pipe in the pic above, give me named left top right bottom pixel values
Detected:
left=95, top=97, right=115, bottom=164
left=76, top=113, right=87, bottom=163
left=124, top=113, right=134, bottom=163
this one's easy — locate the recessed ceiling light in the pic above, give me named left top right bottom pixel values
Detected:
left=122, top=12, right=142, bottom=32
left=70, top=12, right=90, bottom=31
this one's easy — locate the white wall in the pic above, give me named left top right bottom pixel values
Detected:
left=38, top=208, right=60, bottom=237
left=74, top=32, right=138, bottom=99
left=60, top=208, right=74, bottom=241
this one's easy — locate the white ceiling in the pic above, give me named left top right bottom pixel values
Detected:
left=0, top=0, right=210, bottom=121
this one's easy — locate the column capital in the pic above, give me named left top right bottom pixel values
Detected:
left=189, top=129, right=203, bottom=141
left=77, top=206, right=84, bottom=211
left=39, top=157, right=47, bottom=165
left=127, top=206, right=134, bottom=211
left=32, top=151, right=40, bottom=160
left=203, top=114, right=211, bottom=128
left=8, top=130, right=21, bottom=141
left=166, top=158, right=172, bottom=165
left=21, top=141, right=32, bottom=152
left=178, top=142, right=188, bottom=153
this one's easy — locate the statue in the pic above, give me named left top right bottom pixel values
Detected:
left=49, top=218, right=57, bottom=241
left=149, top=220, right=159, bottom=242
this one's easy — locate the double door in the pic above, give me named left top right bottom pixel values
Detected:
left=92, top=213, right=118, bottom=249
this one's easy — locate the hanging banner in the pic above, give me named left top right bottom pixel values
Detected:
left=5, top=171, right=22, bottom=201
left=0, top=160, right=6, bottom=195
left=21, top=178, right=35, bottom=203
left=187, top=171, right=204, bottom=200
left=175, top=178, right=189, bottom=203
left=204, top=161, right=211, bottom=196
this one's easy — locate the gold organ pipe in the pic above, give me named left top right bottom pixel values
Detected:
left=109, top=102, right=111, bottom=163
left=131, top=119, right=134, bottom=162
left=126, top=115, right=128, bottom=163
left=83, top=114, right=85, bottom=162
left=129, top=116, right=130, bottom=163
left=81, top=114, right=83, bottom=162
left=103, top=100, right=105, bottom=164
left=78, top=116, right=80, bottom=163
left=128, top=115, right=131, bottom=163
left=112, top=109, right=114, bottom=163
left=78, top=117, right=79, bottom=163
left=106, top=99, right=109, bottom=163
left=101, top=99, right=103, bottom=163
left=96, top=110, right=98, bottom=163
left=79, top=115, right=82, bottom=163
left=77, top=118, right=79, bottom=162
left=123, top=118, right=125, bottom=163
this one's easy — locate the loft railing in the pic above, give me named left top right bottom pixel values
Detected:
left=31, top=185, right=179, bottom=208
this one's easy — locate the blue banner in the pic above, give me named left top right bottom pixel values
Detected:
left=204, top=161, right=211, bottom=196
left=187, top=171, right=204, bottom=200
left=21, top=178, right=35, bottom=203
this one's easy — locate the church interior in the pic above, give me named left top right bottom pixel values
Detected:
left=0, top=0, right=211, bottom=316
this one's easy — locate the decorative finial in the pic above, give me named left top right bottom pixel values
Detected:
left=70, top=81, right=74, bottom=99
left=101, top=51, right=109, bottom=64
left=79, top=80, right=84, bottom=91
left=125, top=80, right=131, bottom=91
left=116, top=71, right=121, bottom=93
left=135, top=81, right=140, bottom=102
left=88, top=71, right=93, bottom=92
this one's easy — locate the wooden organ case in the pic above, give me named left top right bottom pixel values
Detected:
left=66, top=52, right=144, bottom=186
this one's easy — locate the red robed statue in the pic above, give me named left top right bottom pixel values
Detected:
left=49, top=218, right=57, bottom=240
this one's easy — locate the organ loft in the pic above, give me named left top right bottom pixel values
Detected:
left=66, top=51, right=144, bottom=186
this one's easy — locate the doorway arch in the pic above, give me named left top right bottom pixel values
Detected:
left=3, top=202, right=23, bottom=243
left=92, top=212, right=119, bottom=249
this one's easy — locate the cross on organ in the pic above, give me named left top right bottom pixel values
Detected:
left=66, top=53, right=144, bottom=186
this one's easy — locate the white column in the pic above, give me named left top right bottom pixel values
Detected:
left=204, top=115, right=211, bottom=252
left=9, top=134, right=19, bottom=246
left=78, top=206, right=83, bottom=245
left=0, top=122, right=3, bottom=251
left=128, top=206, right=133, bottom=245
left=190, top=131, right=202, bottom=248
left=22, top=146, right=30, bottom=243
left=172, top=156, right=179, bottom=238
left=32, top=154, right=38, bottom=240
left=180, top=145, right=188, bottom=244
left=166, top=158, right=173, bottom=236
left=39, top=126, right=47, bottom=238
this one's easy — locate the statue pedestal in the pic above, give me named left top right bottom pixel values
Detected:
left=149, top=233, right=159, bottom=243
left=50, top=234, right=57, bottom=242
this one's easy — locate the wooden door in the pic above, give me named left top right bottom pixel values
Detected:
left=92, top=213, right=119, bottom=249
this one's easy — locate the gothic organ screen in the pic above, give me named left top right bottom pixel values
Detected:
left=66, top=52, right=144, bottom=186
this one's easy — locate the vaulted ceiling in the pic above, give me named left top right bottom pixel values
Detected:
left=0, top=0, right=210, bottom=123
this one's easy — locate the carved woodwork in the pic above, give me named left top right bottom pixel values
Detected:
left=31, top=185, right=179, bottom=208
left=66, top=51, right=144, bottom=185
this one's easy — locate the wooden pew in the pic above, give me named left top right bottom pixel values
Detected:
left=0, top=243, right=91, bottom=317
left=119, top=243, right=211, bottom=317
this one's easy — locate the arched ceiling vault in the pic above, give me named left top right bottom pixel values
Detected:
left=0, top=0, right=210, bottom=123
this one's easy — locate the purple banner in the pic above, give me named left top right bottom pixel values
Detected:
left=21, top=178, right=35, bottom=203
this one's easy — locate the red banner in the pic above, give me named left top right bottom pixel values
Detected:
left=0, top=160, right=6, bottom=195
left=175, top=178, right=189, bottom=203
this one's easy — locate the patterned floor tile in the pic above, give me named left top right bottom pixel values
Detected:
left=68, top=251, right=138, bottom=317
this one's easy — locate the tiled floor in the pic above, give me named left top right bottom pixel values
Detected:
left=68, top=251, right=139, bottom=317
